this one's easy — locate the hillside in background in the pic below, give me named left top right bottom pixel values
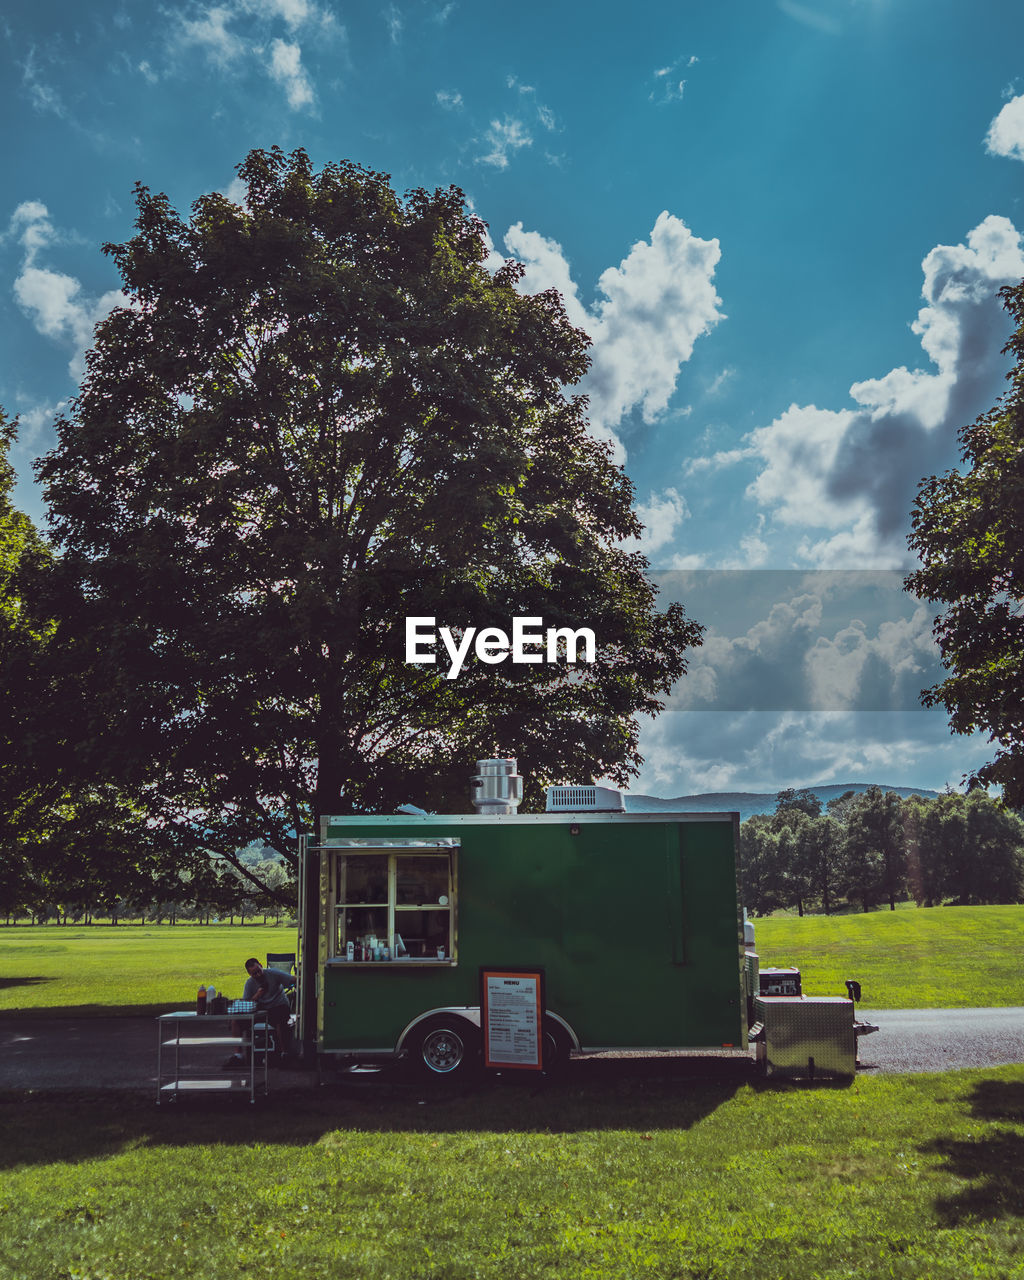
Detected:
left=623, top=783, right=941, bottom=823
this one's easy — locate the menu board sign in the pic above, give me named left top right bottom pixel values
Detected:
left=479, top=967, right=545, bottom=1071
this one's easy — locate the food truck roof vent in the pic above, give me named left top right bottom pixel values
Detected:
left=471, top=758, right=524, bottom=815
left=546, top=785, right=626, bottom=813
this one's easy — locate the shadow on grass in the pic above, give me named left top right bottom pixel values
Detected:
left=0, top=1057, right=769, bottom=1169
left=964, top=1077, right=1024, bottom=1124
left=0, top=977, right=55, bottom=992
left=0, top=1002, right=180, bottom=1020
left=922, top=1075, right=1024, bottom=1225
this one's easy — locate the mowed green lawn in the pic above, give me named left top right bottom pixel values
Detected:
left=755, top=904, right=1024, bottom=1009
left=0, top=924, right=298, bottom=1017
left=1, top=1066, right=1023, bottom=1279
left=2, top=914, right=1024, bottom=1277
left=2, top=904, right=1023, bottom=1016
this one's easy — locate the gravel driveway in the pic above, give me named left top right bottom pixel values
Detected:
left=856, top=1006, right=1024, bottom=1074
left=1, top=1008, right=1022, bottom=1090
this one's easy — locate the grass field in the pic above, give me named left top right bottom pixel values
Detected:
left=754, top=904, right=1024, bottom=1009
left=2, top=916, right=1023, bottom=1276
left=2, top=904, right=1023, bottom=1017
left=0, top=924, right=298, bottom=1018
left=2, top=1065, right=1023, bottom=1279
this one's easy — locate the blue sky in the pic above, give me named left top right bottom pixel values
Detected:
left=3, top=0, right=1024, bottom=797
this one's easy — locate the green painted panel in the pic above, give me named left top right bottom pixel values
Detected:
left=316, top=815, right=744, bottom=1052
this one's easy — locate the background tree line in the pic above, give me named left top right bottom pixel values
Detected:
left=1, top=836, right=295, bottom=928
left=740, top=786, right=1024, bottom=917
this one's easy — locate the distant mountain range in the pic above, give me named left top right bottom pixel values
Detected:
left=623, top=783, right=940, bottom=823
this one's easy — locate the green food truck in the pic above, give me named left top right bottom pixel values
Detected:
left=296, top=759, right=748, bottom=1079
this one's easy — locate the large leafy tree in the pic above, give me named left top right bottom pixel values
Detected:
left=839, top=785, right=905, bottom=912
left=903, top=790, right=1023, bottom=906
left=0, top=412, right=55, bottom=840
left=0, top=415, right=190, bottom=920
left=0, top=410, right=62, bottom=915
left=37, top=148, right=700, bottom=872
left=907, top=279, right=1024, bottom=803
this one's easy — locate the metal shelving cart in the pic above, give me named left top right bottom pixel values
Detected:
left=156, top=1010, right=269, bottom=1103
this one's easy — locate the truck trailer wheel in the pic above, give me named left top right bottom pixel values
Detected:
left=543, top=1017, right=572, bottom=1076
left=409, top=1017, right=480, bottom=1081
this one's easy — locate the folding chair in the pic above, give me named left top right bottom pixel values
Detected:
left=266, top=952, right=298, bottom=1020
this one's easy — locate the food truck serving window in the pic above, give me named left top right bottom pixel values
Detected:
left=333, top=850, right=456, bottom=963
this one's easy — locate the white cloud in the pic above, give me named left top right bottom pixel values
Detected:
left=498, top=77, right=557, bottom=140
left=478, top=225, right=507, bottom=275
left=585, top=214, right=723, bottom=435
left=627, top=569, right=987, bottom=797
left=250, top=0, right=314, bottom=28
left=500, top=214, right=723, bottom=460
left=435, top=89, right=463, bottom=110
left=11, top=399, right=65, bottom=452
left=623, top=488, right=689, bottom=556
left=632, top=708, right=984, bottom=798
left=649, top=60, right=688, bottom=104
left=477, top=116, right=532, bottom=169
left=706, top=366, right=735, bottom=396
left=804, top=605, right=937, bottom=711
left=178, top=5, right=246, bottom=64
left=7, top=203, right=126, bottom=380
left=268, top=38, right=314, bottom=109
left=384, top=4, right=402, bottom=43
left=222, top=175, right=249, bottom=207
left=985, top=93, right=1024, bottom=162
left=744, top=402, right=862, bottom=529
left=738, top=516, right=769, bottom=568
left=8, top=200, right=58, bottom=256
left=170, top=0, right=333, bottom=111
left=501, top=224, right=589, bottom=329
left=21, top=49, right=67, bottom=117
left=652, top=570, right=944, bottom=720
left=703, top=215, right=1024, bottom=567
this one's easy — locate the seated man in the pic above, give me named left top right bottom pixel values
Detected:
left=243, top=956, right=296, bottom=1065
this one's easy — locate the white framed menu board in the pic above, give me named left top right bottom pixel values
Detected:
left=479, top=967, right=546, bottom=1071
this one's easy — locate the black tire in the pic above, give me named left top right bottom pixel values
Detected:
left=408, top=1017, right=480, bottom=1082
left=542, top=1016, right=572, bottom=1076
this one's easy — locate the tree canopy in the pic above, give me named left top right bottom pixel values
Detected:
left=36, top=147, right=701, bottom=871
left=739, top=787, right=1023, bottom=915
left=0, top=411, right=54, bottom=911
left=907, top=278, right=1024, bottom=803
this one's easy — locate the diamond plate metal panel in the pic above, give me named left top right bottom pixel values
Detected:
left=754, top=995, right=856, bottom=1079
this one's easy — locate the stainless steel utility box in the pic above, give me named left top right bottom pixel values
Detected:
left=754, top=995, right=856, bottom=1080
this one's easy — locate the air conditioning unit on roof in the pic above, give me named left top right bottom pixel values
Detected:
left=545, top=785, right=626, bottom=813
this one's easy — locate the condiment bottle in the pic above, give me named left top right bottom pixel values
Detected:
left=197, top=984, right=207, bottom=1015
